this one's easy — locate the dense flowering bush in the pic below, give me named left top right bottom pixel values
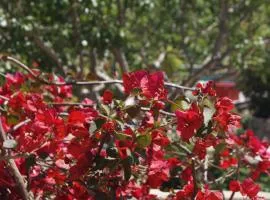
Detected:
left=0, top=64, right=269, bottom=199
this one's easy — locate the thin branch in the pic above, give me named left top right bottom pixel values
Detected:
left=111, top=48, right=129, bottom=73
left=0, top=153, right=30, bottom=161
left=0, top=94, right=9, bottom=101
left=49, top=102, right=94, bottom=107
left=141, top=107, right=176, bottom=117
left=7, top=119, right=31, bottom=134
left=192, top=158, right=198, bottom=198
left=1, top=56, right=195, bottom=91
left=184, top=0, right=229, bottom=87
left=0, top=114, right=30, bottom=200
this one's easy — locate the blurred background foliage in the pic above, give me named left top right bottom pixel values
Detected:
left=0, top=0, right=270, bottom=115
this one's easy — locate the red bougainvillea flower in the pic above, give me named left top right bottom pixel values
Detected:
left=193, top=81, right=216, bottom=96
left=175, top=181, right=194, bottom=199
left=241, top=178, right=261, bottom=199
left=116, top=181, right=156, bottom=200
left=140, top=71, right=167, bottom=100
left=214, top=97, right=241, bottom=131
left=123, top=70, right=167, bottom=100
left=123, top=70, right=148, bottom=94
left=215, top=97, right=234, bottom=112
left=229, top=180, right=241, bottom=192
left=193, top=139, right=207, bottom=159
left=102, top=89, right=113, bottom=104
left=175, top=103, right=203, bottom=142
left=196, top=187, right=223, bottom=200
left=219, top=157, right=238, bottom=169
left=214, top=110, right=241, bottom=132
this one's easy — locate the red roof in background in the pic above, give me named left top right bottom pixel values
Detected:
left=215, top=82, right=235, bottom=87
left=215, top=81, right=239, bottom=101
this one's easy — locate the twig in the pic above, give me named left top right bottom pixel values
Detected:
left=0, top=95, right=9, bottom=101
left=0, top=153, right=29, bottom=161
left=7, top=119, right=31, bottom=134
left=140, top=107, right=176, bottom=117
left=1, top=56, right=195, bottom=91
left=192, top=158, right=198, bottom=198
left=49, top=102, right=93, bottom=107
left=229, top=158, right=241, bottom=200
left=0, top=114, right=30, bottom=200
left=112, top=48, right=129, bottom=73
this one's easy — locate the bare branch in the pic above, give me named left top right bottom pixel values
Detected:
left=49, top=102, right=94, bottom=107
left=184, top=0, right=229, bottom=86
left=0, top=114, right=30, bottom=200
left=112, top=48, right=129, bottom=73
left=7, top=119, right=31, bottom=134
left=1, top=56, right=195, bottom=91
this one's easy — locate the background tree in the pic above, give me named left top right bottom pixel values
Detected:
left=0, top=0, right=269, bottom=111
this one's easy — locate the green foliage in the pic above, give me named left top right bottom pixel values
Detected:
left=0, top=0, right=269, bottom=87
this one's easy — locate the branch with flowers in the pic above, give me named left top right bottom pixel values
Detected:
left=0, top=57, right=268, bottom=199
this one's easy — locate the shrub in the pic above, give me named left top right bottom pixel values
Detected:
left=0, top=57, right=269, bottom=199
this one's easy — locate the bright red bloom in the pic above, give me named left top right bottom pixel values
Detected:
left=102, top=89, right=113, bottom=104
left=175, top=181, right=194, bottom=199
left=196, top=188, right=223, bottom=200
left=123, top=70, right=148, bottom=94
left=214, top=111, right=241, bottom=132
left=241, top=178, right=260, bottom=198
left=193, top=139, right=207, bottom=159
left=220, top=157, right=238, bottom=169
left=152, top=129, right=170, bottom=147
left=215, top=97, right=234, bottom=112
left=214, top=97, right=241, bottom=131
left=123, top=70, right=167, bottom=100
left=175, top=103, right=203, bottom=141
left=229, top=180, right=241, bottom=192
left=193, top=81, right=216, bottom=96
left=140, top=71, right=167, bottom=100
left=102, top=120, right=117, bottom=134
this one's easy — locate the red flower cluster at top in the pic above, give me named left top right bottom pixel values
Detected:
left=123, top=70, right=167, bottom=100
left=0, top=68, right=268, bottom=200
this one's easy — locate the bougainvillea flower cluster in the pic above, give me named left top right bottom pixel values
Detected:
left=0, top=67, right=269, bottom=200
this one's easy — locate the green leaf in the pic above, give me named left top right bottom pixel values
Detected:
left=7, top=115, right=19, bottom=125
left=136, top=133, right=152, bottom=148
left=202, top=98, right=216, bottom=126
left=94, top=118, right=106, bottom=129
left=214, top=143, right=226, bottom=155
left=116, top=132, right=132, bottom=141
left=3, top=139, right=17, bottom=149
left=100, top=104, right=110, bottom=116
left=170, top=97, right=189, bottom=112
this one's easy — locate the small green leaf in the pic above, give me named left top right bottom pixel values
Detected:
left=116, top=132, right=132, bottom=140
left=136, top=133, right=152, bottom=148
left=214, top=143, right=226, bottom=154
left=7, top=115, right=19, bottom=125
left=100, top=104, right=110, bottom=116
left=3, top=139, right=17, bottom=149
left=94, top=118, right=106, bottom=129
left=202, top=98, right=216, bottom=126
